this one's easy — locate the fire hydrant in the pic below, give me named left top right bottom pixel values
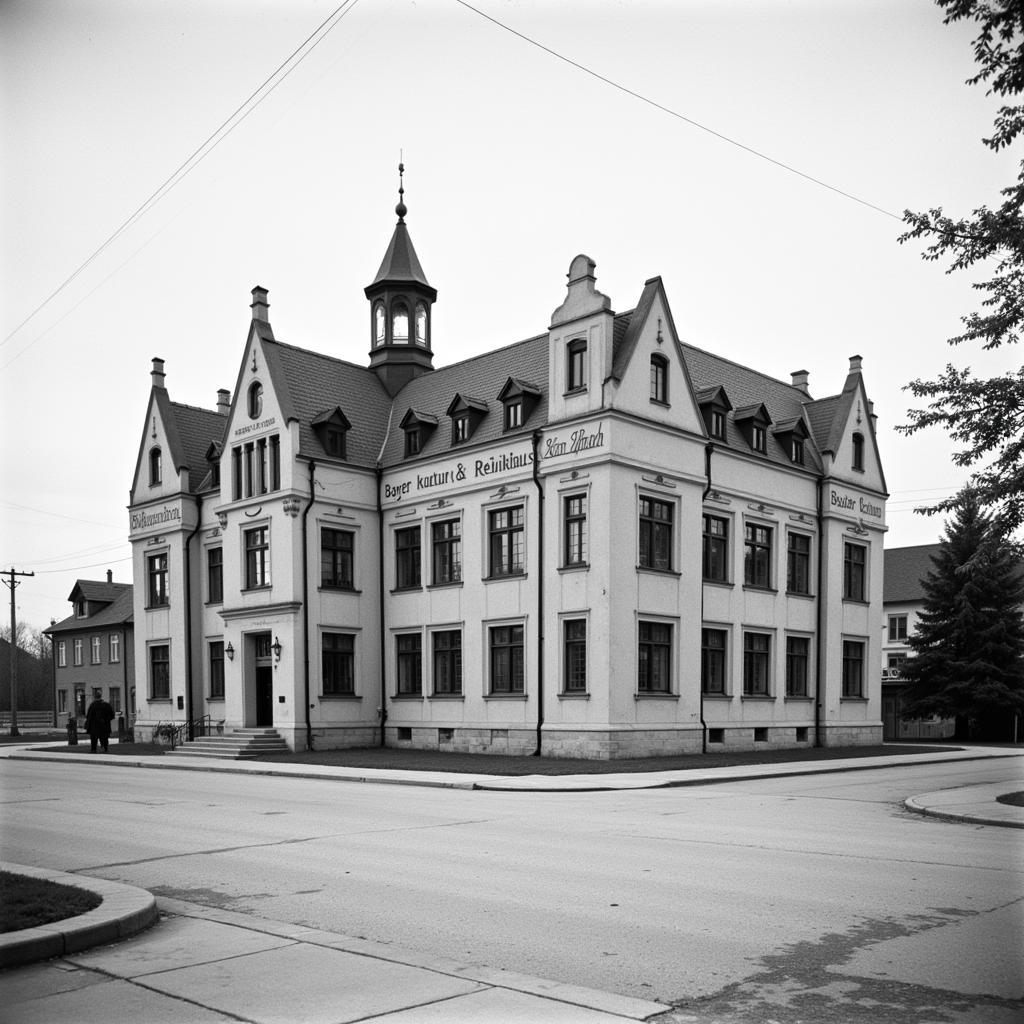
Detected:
left=66, top=717, right=78, bottom=745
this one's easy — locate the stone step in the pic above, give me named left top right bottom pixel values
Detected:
left=169, top=728, right=289, bottom=760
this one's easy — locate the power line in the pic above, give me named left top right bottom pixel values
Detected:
left=34, top=556, right=133, bottom=576
left=0, top=499, right=123, bottom=530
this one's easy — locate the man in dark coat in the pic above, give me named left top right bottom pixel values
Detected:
left=85, top=695, right=115, bottom=753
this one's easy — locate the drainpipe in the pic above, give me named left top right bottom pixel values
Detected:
left=531, top=431, right=545, bottom=756
left=301, top=460, right=317, bottom=751
left=814, top=478, right=825, bottom=747
left=184, top=493, right=203, bottom=740
left=376, top=466, right=388, bottom=747
left=700, top=444, right=713, bottom=753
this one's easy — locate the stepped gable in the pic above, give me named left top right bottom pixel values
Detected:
left=681, top=343, right=822, bottom=471
left=169, top=402, right=227, bottom=491
left=380, top=332, right=550, bottom=467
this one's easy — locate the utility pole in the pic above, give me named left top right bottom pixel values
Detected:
left=4, top=568, right=35, bottom=736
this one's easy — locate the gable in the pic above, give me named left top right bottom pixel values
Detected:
left=825, top=370, right=887, bottom=493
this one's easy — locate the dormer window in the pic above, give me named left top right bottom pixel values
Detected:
left=312, top=407, right=351, bottom=461
left=791, top=438, right=804, bottom=464
left=505, top=401, right=523, bottom=431
left=399, top=409, right=438, bottom=459
left=206, top=441, right=222, bottom=489
left=406, top=429, right=421, bottom=456
left=497, top=377, right=541, bottom=433
left=452, top=414, right=469, bottom=444
left=772, top=417, right=809, bottom=467
left=567, top=338, right=587, bottom=392
left=852, top=432, right=865, bottom=471
left=324, top=428, right=346, bottom=458
left=374, top=303, right=386, bottom=347
left=248, top=381, right=263, bottom=419
left=710, top=411, right=727, bottom=440
left=446, top=394, right=488, bottom=445
left=76, top=600, right=86, bottom=618
left=392, top=303, right=409, bottom=343
left=650, top=354, right=669, bottom=404
left=149, top=447, right=162, bottom=486
left=697, top=386, right=732, bottom=442
left=752, top=425, right=767, bottom=453
left=734, top=403, right=772, bottom=456
left=415, top=303, right=427, bottom=347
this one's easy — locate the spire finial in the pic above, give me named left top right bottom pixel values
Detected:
left=395, top=154, right=407, bottom=221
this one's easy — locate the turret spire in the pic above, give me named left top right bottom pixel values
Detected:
left=396, top=157, right=407, bottom=222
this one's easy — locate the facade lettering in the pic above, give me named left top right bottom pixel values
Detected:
left=130, top=506, right=182, bottom=533
left=234, top=417, right=277, bottom=438
left=830, top=489, right=882, bottom=519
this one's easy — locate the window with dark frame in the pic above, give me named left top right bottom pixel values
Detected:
left=504, top=400, right=523, bottom=431
left=323, top=633, right=355, bottom=695
left=109, top=634, right=120, bottom=663
left=489, top=506, right=525, bottom=577
left=396, top=634, right=422, bottom=695
left=209, top=641, right=225, bottom=699
left=91, top=636, right=101, bottom=664
left=432, top=630, right=462, bottom=695
left=701, top=628, right=727, bottom=694
left=638, top=621, right=672, bottom=693
left=321, top=528, right=354, bottom=590
left=150, top=644, right=170, bottom=700
left=452, top=414, right=469, bottom=444
left=752, top=424, right=767, bottom=453
left=432, top=519, right=462, bottom=585
left=743, top=632, right=771, bottom=696
left=744, top=524, right=772, bottom=588
left=57, top=641, right=66, bottom=667
left=888, top=614, right=908, bottom=642
left=148, top=552, right=169, bottom=606
left=232, top=447, right=242, bottom=500
left=563, top=619, right=587, bottom=693
left=149, top=447, right=162, bottom=486
left=790, top=437, right=804, bottom=464
left=786, top=533, right=810, bottom=594
left=710, top=409, right=727, bottom=440
left=248, top=381, right=263, bottom=419
left=73, top=639, right=82, bottom=666
left=270, top=435, right=280, bottom=490
left=842, top=640, right=865, bottom=697
left=395, top=526, right=421, bottom=589
left=852, top=432, right=865, bottom=471
left=564, top=494, right=588, bottom=566
left=702, top=514, right=728, bottom=581
left=405, top=428, right=421, bottom=457
left=786, top=636, right=809, bottom=697
left=324, top=427, right=346, bottom=459
left=639, top=497, right=673, bottom=571
left=567, top=338, right=587, bottom=391
left=650, top=354, right=668, bottom=403
left=843, top=542, right=866, bottom=601
left=490, top=624, right=525, bottom=694
left=244, top=527, right=270, bottom=589
left=207, top=547, right=223, bottom=603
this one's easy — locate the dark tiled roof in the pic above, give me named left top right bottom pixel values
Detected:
left=804, top=395, right=842, bottom=452
left=71, top=580, right=132, bottom=604
left=883, top=544, right=942, bottom=603
left=368, top=220, right=434, bottom=291
left=46, top=586, right=134, bottom=635
left=171, top=403, right=227, bottom=490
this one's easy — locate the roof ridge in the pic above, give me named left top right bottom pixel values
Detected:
left=426, top=331, right=549, bottom=374
left=170, top=400, right=222, bottom=416
left=682, top=341, right=812, bottom=397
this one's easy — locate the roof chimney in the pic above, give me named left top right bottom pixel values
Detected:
left=217, top=389, right=231, bottom=416
left=151, top=357, right=166, bottom=388
left=790, top=369, right=810, bottom=395
left=849, top=354, right=863, bottom=372
left=250, top=286, right=270, bottom=323
left=106, top=569, right=113, bottom=583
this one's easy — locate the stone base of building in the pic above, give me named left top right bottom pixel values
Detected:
left=303, top=725, right=379, bottom=751
left=817, top=723, right=883, bottom=748
left=542, top=727, right=705, bottom=760
left=388, top=725, right=538, bottom=756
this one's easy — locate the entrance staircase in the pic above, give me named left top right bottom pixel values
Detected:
left=169, top=727, right=289, bottom=760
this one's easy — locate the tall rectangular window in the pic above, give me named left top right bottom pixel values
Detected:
left=396, top=634, right=422, bottom=695
left=744, top=524, right=772, bottom=588
left=504, top=400, right=523, bottom=431
left=787, top=533, right=811, bottom=594
left=564, top=495, right=588, bottom=567
left=321, top=528, right=354, bottom=589
left=269, top=435, right=281, bottom=490
left=256, top=438, right=268, bottom=494
left=785, top=636, right=809, bottom=697
left=490, top=625, right=524, bottom=694
left=58, top=689, right=67, bottom=713
left=843, top=543, right=866, bottom=601
left=888, top=614, right=908, bottom=642
left=244, top=527, right=270, bottom=589
left=639, top=497, right=673, bottom=571
left=150, top=644, right=170, bottom=700
left=148, top=552, right=169, bottom=606
left=232, top=446, right=242, bottom=500
left=323, top=633, right=354, bottom=695
left=91, top=636, right=101, bottom=664
left=702, top=515, right=728, bottom=581
left=57, top=641, right=66, bottom=667
left=207, top=547, right=223, bottom=603
left=109, top=687, right=121, bottom=713
left=73, top=639, right=82, bottom=666
left=743, top=632, right=771, bottom=696
left=710, top=410, right=727, bottom=440
left=638, top=621, right=672, bottom=693
left=432, top=630, right=462, bottom=695
left=701, top=628, right=727, bottom=694
left=244, top=442, right=254, bottom=498
left=650, top=355, right=668, bottom=403
left=489, top=506, right=524, bottom=577
left=395, top=526, right=422, bottom=589
left=842, top=640, right=865, bottom=697
left=563, top=619, right=587, bottom=693
left=432, top=519, right=462, bottom=585
left=209, top=641, right=225, bottom=700
left=567, top=338, right=587, bottom=391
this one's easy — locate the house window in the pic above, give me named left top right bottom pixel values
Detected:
left=396, top=633, right=422, bottom=695
left=743, top=633, right=771, bottom=696
left=149, top=447, right=162, bottom=486
left=888, top=614, right=908, bottom=642
left=752, top=424, right=767, bottom=453
left=842, top=640, right=865, bottom=697
left=563, top=619, right=587, bottom=693
left=701, top=628, right=727, bottom=695
left=58, top=689, right=67, bottom=713
left=452, top=414, right=469, bottom=444
left=650, top=354, right=668, bottom=404
left=432, top=630, right=462, bottom=695
left=248, top=381, right=263, bottom=419
left=244, top=527, right=270, bottom=589
left=209, top=641, right=225, bottom=700
left=489, top=506, right=525, bottom=577
left=786, top=533, right=811, bottom=595
left=564, top=494, right=588, bottom=566
left=323, top=633, right=355, bottom=695
left=639, top=497, right=673, bottom=571
left=392, top=303, right=409, bottom=343
left=243, top=442, right=254, bottom=497
left=256, top=437, right=268, bottom=494
left=324, top=427, right=346, bottom=459
left=374, top=302, right=385, bottom=346
left=75, top=600, right=86, bottom=618
left=109, top=687, right=121, bottom=713
left=232, top=446, right=242, bottom=500
left=490, top=625, right=524, bottom=694
left=504, top=400, right=523, bottom=431
left=744, top=524, right=772, bottom=588
left=887, top=653, right=908, bottom=675
left=432, top=519, right=462, bottom=585
left=269, top=435, right=280, bottom=490
left=852, top=432, right=865, bottom=471
left=843, top=542, right=866, bottom=601
left=786, top=636, right=809, bottom=697
left=790, top=438, right=804, bottom=464
left=321, top=528, right=354, bottom=590
left=702, top=515, right=728, bottom=582
left=567, top=338, right=587, bottom=391
left=150, top=644, right=170, bottom=700
left=73, top=638, right=83, bottom=666
left=91, top=636, right=101, bottom=664
left=57, top=640, right=66, bottom=667
left=415, top=303, right=427, bottom=346
left=405, top=427, right=421, bottom=457
left=710, top=410, right=727, bottom=440
left=207, top=547, right=223, bottom=604
left=148, top=552, right=169, bottom=606
left=638, top=621, right=672, bottom=693
left=75, top=686, right=86, bottom=716
left=395, top=526, right=421, bottom=589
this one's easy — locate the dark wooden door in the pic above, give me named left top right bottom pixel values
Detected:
left=256, top=666, right=273, bottom=727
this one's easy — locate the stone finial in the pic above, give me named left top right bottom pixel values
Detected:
left=849, top=354, right=863, bottom=372
left=250, top=286, right=270, bottom=323
left=151, top=357, right=166, bottom=388
left=550, top=254, right=611, bottom=328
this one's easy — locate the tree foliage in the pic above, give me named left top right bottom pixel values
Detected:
left=900, top=495, right=1024, bottom=738
left=899, top=0, right=1024, bottom=532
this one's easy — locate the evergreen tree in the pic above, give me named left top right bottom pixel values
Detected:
left=901, top=496, right=1024, bottom=740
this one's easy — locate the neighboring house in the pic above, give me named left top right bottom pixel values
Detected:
left=44, top=573, right=135, bottom=728
left=127, top=185, right=888, bottom=758
left=0, top=638, right=53, bottom=724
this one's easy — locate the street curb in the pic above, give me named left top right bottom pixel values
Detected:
left=0, top=862, right=159, bottom=969
left=903, top=796, right=1024, bottom=829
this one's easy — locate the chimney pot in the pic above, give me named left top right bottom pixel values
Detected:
left=151, top=357, right=166, bottom=388
left=217, top=389, right=231, bottom=415
left=106, top=569, right=113, bottom=583
left=250, top=286, right=270, bottom=323
left=849, top=354, right=863, bottom=372
left=791, top=369, right=810, bottom=395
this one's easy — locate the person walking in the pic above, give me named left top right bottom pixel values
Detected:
left=85, top=694, right=115, bottom=753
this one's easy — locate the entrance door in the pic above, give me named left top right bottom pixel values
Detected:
left=256, top=666, right=274, bottom=727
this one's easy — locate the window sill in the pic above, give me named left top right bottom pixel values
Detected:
left=485, top=573, right=527, bottom=583
left=842, top=598, right=870, bottom=606
left=429, top=694, right=465, bottom=700
left=563, top=387, right=588, bottom=398
left=702, top=578, right=733, bottom=588
left=391, top=693, right=424, bottom=700
left=784, top=695, right=813, bottom=701
left=205, top=600, right=224, bottom=607
left=146, top=603, right=170, bottom=611
left=206, top=697, right=226, bottom=703
left=484, top=693, right=527, bottom=700
left=742, top=585, right=777, bottom=594
left=741, top=694, right=775, bottom=701
left=390, top=586, right=424, bottom=595
left=650, top=399, right=670, bottom=408
left=241, top=585, right=271, bottom=594
left=636, top=566, right=682, bottom=578
left=558, top=563, right=589, bottom=574
left=320, top=693, right=362, bottom=700
left=786, top=591, right=815, bottom=600
left=635, top=692, right=679, bottom=700
left=840, top=696, right=868, bottom=702
left=427, top=581, right=464, bottom=591
left=702, top=692, right=732, bottom=699
left=558, top=692, right=589, bottom=699
left=149, top=698, right=172, bottom=703
left=319, top=586, right=361, bottom=595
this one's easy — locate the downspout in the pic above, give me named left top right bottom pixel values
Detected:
left=184, top=493, right=203, bottom=740
left=376, top=465, right=387, bottom=747
left=814, top=478, right=825, bottom=747
left=301, top=460, right=317, bottom=751
left=700, top=443, right=713, bottom=753
left=531, top=430, right=545, bottom=756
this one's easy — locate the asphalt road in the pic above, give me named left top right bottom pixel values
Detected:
left=2, top=756, right=1021, bottom=1022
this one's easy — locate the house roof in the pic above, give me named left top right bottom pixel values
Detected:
left=46, top=585, right=134, bottom=635
left=883, top=544, right=942, bottom=603
left=367, top=218, right=435, bottom=293
left=170, top=402, right=227, bottom=490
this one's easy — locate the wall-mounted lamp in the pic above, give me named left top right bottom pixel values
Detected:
left=272, top=636, right=282, bottom=663
left=225, top=641, right=234, bottom=661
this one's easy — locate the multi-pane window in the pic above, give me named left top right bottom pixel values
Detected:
left=744, top=524, right=772, bottom=588
left=244, top=527, right=270, bottom=589
left=73, top=639, right=83, bottom=666
left=639, top=497, right=673, bottom=571
left=396, top=634, right=422, bottom=695
left=743, top=633, right=771, bottom=696
left=393, top=303, right=409, bottom=342
left=843, top=543, right=866, bottom=601
left=148, top=552, right=169, bottom=606
left=701, top=628, right=727, bottom=694
left=321, top=528, right=354, bottom=589
left=563, top=619, right=587, bottom=693
left=209, top=641, right=225, bottom=700
left=702, top=515, right=728, bottom=581
left=790, top=438, right=805, bottom=465
left=57, top=641, right=66, bottom=667
left=395, top=527, right=421, bottom=589
left=564, top=495, right=588, bottom=566
left=710, top=410, right=727, bottom=440
left=638, top=621, right=672, bottom=693
left=786, top=533, right=811, bottom=594
left=323, top=633, right=354, bottom=695
left=231, top=435, right=279, bottom=499
left=207, top=547, right=223, bottom=603
left=887, top=653, right=907, bottom=675
left=752, top=425, right=767, bottom=453
left=432, top=630, right=462, bottom=695
left=567, top=338, right=587, bottom=391
left=415, top=303, right=428, bottom=346
left=504, top=401, right=523, bottom=431
left=405, top=428, right=421, bottom=457
left=150, top=644, right=170, bottom=700
left=91, top=636, right=101, bottom=664
left=432, top=520, right=462, bottom=585
left=650, top=355, right=668, bottom=403
left=786, top=636, right=809, bottom=697
left=842, top=640, right=865, bottom=697
left=489, top=506, right=525, bottom=577
left=452, top=415, right=469, bottom=444
left=490, top=625, right=525, bottom=694
left=888, top=614, right=908, bottom=642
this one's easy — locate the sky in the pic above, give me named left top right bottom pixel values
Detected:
left=1, top=0, right=1019, bottom=635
